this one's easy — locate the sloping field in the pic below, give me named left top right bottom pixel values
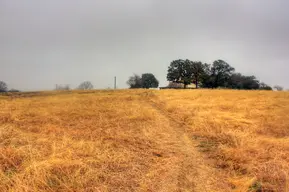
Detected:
left=0, top=90, right=288, bottom=191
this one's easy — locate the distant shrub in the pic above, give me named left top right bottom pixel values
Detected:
left=259, top=83, right=272, bottom=90
left=273, top=85, right=283, bottom=91
left=55, top=84, right=70, bottom=91
left=9, top=89, right=20, bottom=92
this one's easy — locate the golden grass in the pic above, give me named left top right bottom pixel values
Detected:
left=0, top=90, right=289, bottom=191
left=159, top=90, right=289, bottom=191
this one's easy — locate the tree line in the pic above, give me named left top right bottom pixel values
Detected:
left=0, top=59, right=284, bottom=91
left=0, top=81, right=95, bottom=92
left=55, top=81, right=94, bottom=91
left=167, top=59, right=275, bottom=90
left=128, top=59, right=283, bottom=90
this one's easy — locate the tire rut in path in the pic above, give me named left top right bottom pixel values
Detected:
left=146, top=95, right=225, bottom=192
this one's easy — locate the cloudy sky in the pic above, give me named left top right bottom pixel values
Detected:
left=1, top=0, right=289, bottom=90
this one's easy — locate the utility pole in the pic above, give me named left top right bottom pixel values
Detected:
left=114, top=76, right=117, bottom=89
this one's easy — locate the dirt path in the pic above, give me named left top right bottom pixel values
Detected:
left=144, top=93, right=228, bottom=192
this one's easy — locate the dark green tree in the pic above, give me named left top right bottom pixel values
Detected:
left=243, top=76, right=260, bottom=89
left=0, top=81, right=8, bottom=92
left=141, top=73, right=159, bottom=89
left=167, top=59, right=193, bottom=89
left=227, top=73, right=243, bottom=89
left=189, top=61, right=205, bottom=89
left=228, top=73, right=260, bottom=90
left=127, top=74, right=142, bottom=88
left=210, top=60, right=235, bottom=88
left=199, top=63, right=214, bottom=88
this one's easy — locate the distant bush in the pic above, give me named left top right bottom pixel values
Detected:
left=274, top=85, right=283, bottom=91
left=9, top=89, right=20, bottom=92
left=55, top=84, right=70, bottom=91
left=259, top=83, right=273, bottom=90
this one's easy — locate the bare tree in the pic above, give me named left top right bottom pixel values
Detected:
left=127, top=74, right=142, bottom=88
left=0, top=81, right=8, bottom=92
left=274, top=85, right=284, bottom=91
left=55, top=84, right=70, bottom=91
left=78, top=81, right=94, bottom=90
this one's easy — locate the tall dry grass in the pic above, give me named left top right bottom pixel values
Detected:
left=0, top=90, right=212, bottom=191
left=159, top=89, right=289, bottom=191
left=0, top=89, right=288, bottom=191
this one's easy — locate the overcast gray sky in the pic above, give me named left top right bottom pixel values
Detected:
left=1, top=0, right=289, bottom=90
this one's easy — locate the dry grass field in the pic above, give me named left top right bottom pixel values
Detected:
left=0, top=90, right=289, bottom=192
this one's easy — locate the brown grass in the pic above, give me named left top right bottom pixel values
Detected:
left=0, top=90, right=288, bottom=191
left=159, top=90, right=289, bottom=191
